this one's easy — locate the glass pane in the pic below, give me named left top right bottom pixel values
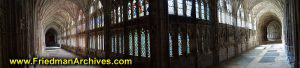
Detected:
left=98, top=35, right=100, bottom=50
left=119, top=34, right=122, bottom=53
left=201, top=0, right=205, bottom=19
left=112, top=35, right=114, bottom=52
left=102, top=35, right=104, bottom=50
left=134, top=30, right=139, bottom=56
left=196, top=0, right=200, bottom=18
left=178, top=0, right=183, bottom=16
left=186, top=0, right=192, bottom=17
left=139, top=0, right=145, bottom=16
left=141, top=29, right=146, bottom=57
left=169, top=33, right=173, bottom=57
left=206, top=3, right=210, bottom=20
left=145, top=0, right=149, bottom=15
left=147, top=30, right=151, bottom=57
left=168, top=0, right=175, bottom=14
left=133, top=0, right=137, bottom=18
left=128, top=1, right=132, bottom=20
left=187, top=34, right=190, bottom=54
left=118, top=7, right=121, bottom=23
left=129, top=32, right=133, bottom=55
left=178, top=33, right=182, bottom=56
left=115, top=35, right=118, bottom=52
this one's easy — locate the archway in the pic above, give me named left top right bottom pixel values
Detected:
left=257, top=12, right=282, bottom=44
left=45, top=28, right=59, bottom=47
left=266, top=21, right=282, bottom=42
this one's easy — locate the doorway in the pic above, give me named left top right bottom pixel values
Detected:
left=45, top=28, right=59, bottom=47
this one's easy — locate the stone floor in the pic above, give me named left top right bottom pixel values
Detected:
left=31, top=47, right=103, bottom=68
left=39, top=47, right=79, bottom=58
left=215, top=43, right=292, bottom=68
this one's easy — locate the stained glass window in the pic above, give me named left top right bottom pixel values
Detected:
left=133, top=0, right=138, bottom=18
left=168, top=0, right=175, bottom=14
left=139, top=0, right=145, bottom=16
left=129, top=32, right=133, bottom=55
left=134, top=30, right=139, bottom=56
left=141, top=29, right=146, bottom=57
left=178, top=33, right=182, bottom=56
left=145, top=0, right=149, bottom=15
left=128, top=0, right=132, bottom=20
left=186, top=0, right=192, bottom=17
left=169, top=33, right=173, bottom=57
left=177, top=0, right=184, bottom=16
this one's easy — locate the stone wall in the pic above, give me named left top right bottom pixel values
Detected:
left=217, top=23, right=257, bottom=64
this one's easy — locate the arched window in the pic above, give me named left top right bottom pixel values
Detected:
left=141, top=29, right=146, bottom=57
left=168, top=0, right=210, bottom=20
left=186, top=0, right=192, bottom=17
left=187, top=33, right=190, bottom=54
left=218, top=0, right=232, bottom=24
left=217, top=0, right=223, bottom=23
left=168, top=31, right=191, bottom=57
left=178, top=33, right=183, bottom=56
left=84, top=0, right=105, bottom=53
left=206, top=0, right=210, bottom=20
left=139, top=0, right=145, bottom=17
left=128, top=1, right=132, bottom=20
left=134, top=30, right=138, bottom=56
left=201, top=0, right=205, bottom=19
left=249, top=14, right=253, bottom=29
left=111, top=0, right=126, bottom=24
left=196, top=0, right=200, bottom=18
left=168, top=0, right=175, bottom=14
left=225, top=0, right=232, bottom=25
left=129, top=32, right=133, bottom=55
left=128, top=29, right=151, bottom=58
left=128, top=0, right=149, bottom=20
left=178, top=0, right=184, bottom=16
left=237, top=5, right=244, bottom=27
left=169, top=33, right=173, bottom=57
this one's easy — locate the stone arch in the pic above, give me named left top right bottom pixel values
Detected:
left=44, top=22, right=63, bottom=47
left=257, top=12, right=282, bottom=44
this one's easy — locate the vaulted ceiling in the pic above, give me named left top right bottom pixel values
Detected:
left=238, top=0, right=285, bottom=29
left=36, top=0, right=92, bottom=30
left=36, top=0, right=286, bottom=30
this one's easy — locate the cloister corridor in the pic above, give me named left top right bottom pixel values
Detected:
left=1, top=0, right=300, bottom=68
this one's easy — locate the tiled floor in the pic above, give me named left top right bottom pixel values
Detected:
left=215, top=43, right=292, bottom=68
